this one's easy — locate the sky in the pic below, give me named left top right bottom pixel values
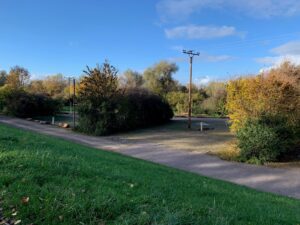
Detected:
left=0, top=0, right=300, bottom=85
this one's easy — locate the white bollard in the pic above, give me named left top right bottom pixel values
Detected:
left=52, top=116, right=55, bottom=125
left=200, top=122, right=203, bottom=132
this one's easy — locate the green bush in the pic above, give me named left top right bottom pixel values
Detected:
left=77, top=89, right=173, bottom=135
left=0, top=86, right=10, bottom=111
left=0, top=88, right=62, bottom=118
left=237, top=116, right=298, bottom=163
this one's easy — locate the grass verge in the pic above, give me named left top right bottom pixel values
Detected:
left=0, top=124, right=299, bottom=225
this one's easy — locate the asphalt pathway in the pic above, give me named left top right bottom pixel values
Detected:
left=0, top=115, right=299, bottom=200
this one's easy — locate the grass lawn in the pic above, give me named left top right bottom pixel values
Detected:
left=0, top=124, right=299, bottom=225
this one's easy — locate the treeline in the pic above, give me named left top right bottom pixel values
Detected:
left=226, top=62, right=300, bottom=164
left=120, top=61, right=227, bottom=117
left=0, top=61, right=228, bottom=118
left=0, top=66, right=62, bottom=117
left=0, top=62, right=176, bottom=134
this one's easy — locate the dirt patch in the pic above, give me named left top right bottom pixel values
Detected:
left=111, top=118, right=234, bottom=153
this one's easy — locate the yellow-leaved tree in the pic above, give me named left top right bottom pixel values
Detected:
left=226, top=61, right=300, bottom=132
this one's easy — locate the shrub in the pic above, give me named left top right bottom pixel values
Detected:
left=77, top=62, right=173, bottom=135
left=0, top=88, right=61, bottom=118
left=166, top=91, right=205, bottom=116
left=226, top=62, right=300, bottom=132
left=77, top=89, right=173, bottom=135
left=0, top=86, right=10, bottom=111
left=237, top=121, right=279, bottom=163
left=236, top=116, right=297, bottom=163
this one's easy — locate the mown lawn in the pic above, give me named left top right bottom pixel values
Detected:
left=0, top=124, right=299, bottom=225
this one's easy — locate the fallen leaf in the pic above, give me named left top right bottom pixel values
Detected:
left=21, top=197, right=29, bottom=204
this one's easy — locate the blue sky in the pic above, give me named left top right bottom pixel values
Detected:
left=0, top=0, right=300, bottom=84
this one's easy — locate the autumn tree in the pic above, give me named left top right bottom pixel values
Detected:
left=79, top=62, right=120, bottom=104
left=42, top=74, right=68, bottom=99
left=28, top=80, right=47, bottom=95
left=77, top=61, right=173, bottom=135
left=63, top=77, right=81, bottom=100
left=143, top=61, right=178, bottom=96
left=6, top=66, right=30, bottom=89
left=77, top=62, right=120, bottom=134
left=166, top=91, right=205, bottom=115
left=201, top=82, right=227, bottom=116
left=119, top=69, right=144, bottom=89
left=226, top=61, right=300, bottom=131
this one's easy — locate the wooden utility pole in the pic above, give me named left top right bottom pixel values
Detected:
left=68, top=77, right=72, bottom=114
left=183, top=50, right=200, bottom=129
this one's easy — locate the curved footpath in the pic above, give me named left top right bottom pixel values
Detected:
left=0, top=115, right=299, bottom=200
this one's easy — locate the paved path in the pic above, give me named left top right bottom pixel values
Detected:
left=0, top=115, right=299, bottom=200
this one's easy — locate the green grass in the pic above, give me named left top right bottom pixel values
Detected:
left=0, top=124, right=299, bottom=225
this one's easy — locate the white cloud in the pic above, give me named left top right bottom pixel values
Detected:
left=271, top=41, right=300, bottom=55
left=165, top=25, right=239, bottom=39
left=195, top=76, right=211, bottom=86
left=200, top=54, right=234, bottom=62
left=257, top=55, right=300, bottom=66
left=256, top=40, right=300, bottom=69
left=157, top=0, right=300, bottom=20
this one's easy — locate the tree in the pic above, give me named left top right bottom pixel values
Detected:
left=6, top=66, right=30, bottom=89
left=119, top=69, right=144, bottom=89
left=226, top=61, right=300, bottom=131
left=201, top=82, right=227, bottom=116
left=79, top=62, right=120, bottom=104
left=28, top=80, right=47, bottom=95
left=77, top=61, right=173, bottom=135
left=166, top=91, right=205, bottom=115
left=143, top=61, right=178, bottom=96
left=0, top=70, right=7, bottom=87
left=42, top=74, right=67, bottom=99
left=76, top=62, right=121, bottom=134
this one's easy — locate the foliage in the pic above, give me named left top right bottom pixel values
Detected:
left=201, top=82, right=227, bottom=116
left=1, top=124, right=300, bottom=225
left=216, top=140, right=240, bottom=161
left=0, top=70, right=7, bottom=86
left=236, top=115, right=297, bottom=163
left=27, top=80, right=47, bottom=95
left=42, top=74, right=68, bottom=99
left=0, top=86, right=10, bottom=111
left=0, top=87, right=61, bottom=117
left=115, top=89, right=174, bottom=131
left=143, top=61, right=178, bottom=97
left=79, top=62, right=120, bottom=104
left=166, top=91, right=204, bottom=115
left=119, top=69, right=144, bottom=89
left=78, top=62, right=173, bottom=135
left=5, top=66, right=30, bottom=89
left=226, top=62, right=300, bottom=131
left=237, top=119, right=280, bottom=163
left=165, top=81, right=227, bottom=117
left=226, top=62, right=300, bottom=163
left=78, top=89, right=173, bottom=135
